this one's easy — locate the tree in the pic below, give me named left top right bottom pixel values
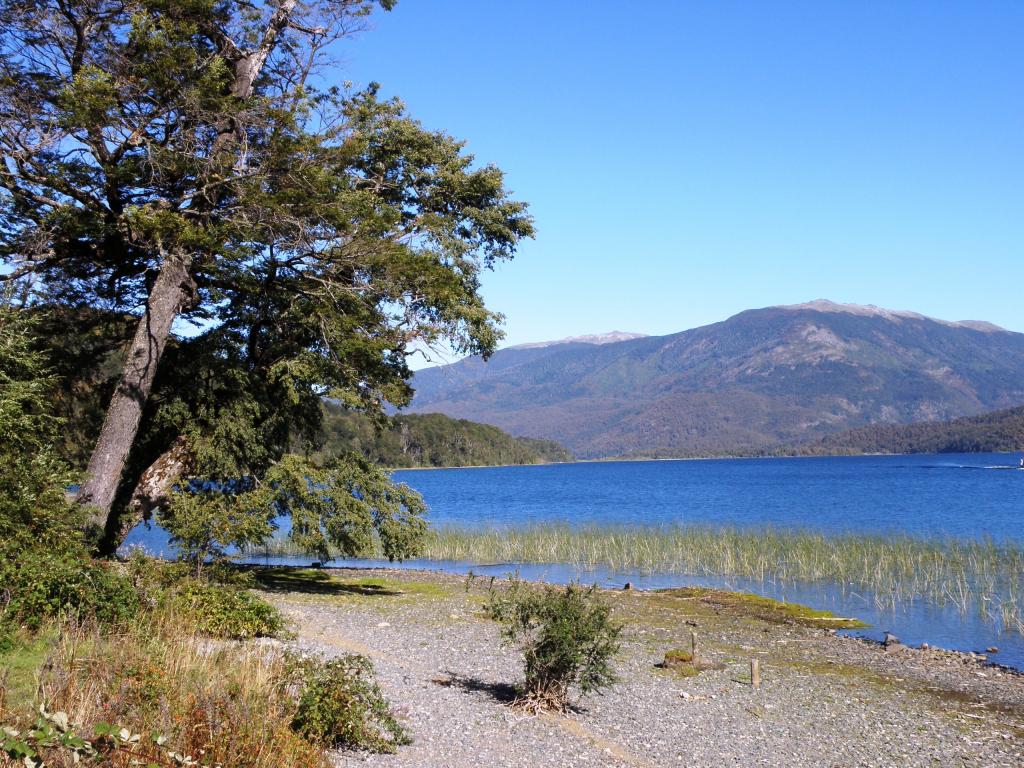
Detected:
left=0, top=1, right=533, bottom=553
left=0, top=293, right=137, bottom=638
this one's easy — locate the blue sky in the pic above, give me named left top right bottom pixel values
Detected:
left=337, top=1, right=1022, bottom=353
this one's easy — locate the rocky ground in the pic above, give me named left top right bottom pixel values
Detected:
left=253, top=567, right=1024, bottom=768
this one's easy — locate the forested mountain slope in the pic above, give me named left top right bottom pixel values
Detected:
left=316, top=405, right=572, bottom=468
left=408, top=301, right=1024, bottom=458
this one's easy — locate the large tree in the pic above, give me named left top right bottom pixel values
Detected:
left=0, top=0, right=533, bottom=552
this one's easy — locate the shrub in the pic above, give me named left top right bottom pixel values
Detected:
left=174, top=581, right=284, bottom=639
left=0, top=301, right=139, bottom=638
left=2, top=615, right=328, bottom=768
left=486, top=581, right=623, bottom=711
left=290, top=653, right=411, bottom=754
left=160, top=485, right=275, bottom=578
left=1, top=554, right=138, bottom=632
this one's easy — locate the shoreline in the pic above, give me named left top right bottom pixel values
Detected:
left=388, top=449, right=1024, bottom=471
left=256, top=564, right=1024, bottom=767
left=259, top=561, right=1024, bottom=675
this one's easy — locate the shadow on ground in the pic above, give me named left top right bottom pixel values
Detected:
left=433, top=672, right=519, bottom=704
left=249, top=566, right=404, bottom=597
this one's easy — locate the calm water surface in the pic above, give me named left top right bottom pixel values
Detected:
left=125, top=453, right=1024, bottom=668
left=389, top=453, right=1024, bottom=539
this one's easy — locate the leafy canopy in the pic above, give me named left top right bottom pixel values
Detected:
left=1, top=1, right=533, bottom=554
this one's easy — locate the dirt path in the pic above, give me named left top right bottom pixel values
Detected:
left=256, top=567, right=1024, bottom=768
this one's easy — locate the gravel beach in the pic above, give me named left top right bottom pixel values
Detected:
left=256, top=567, right=1024, bottom=768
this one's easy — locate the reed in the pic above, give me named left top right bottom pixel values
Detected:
left=245, top=524, right=1024, bottom=634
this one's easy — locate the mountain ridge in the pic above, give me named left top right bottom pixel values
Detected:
left=778, top=404, right=1024, bottom=457
left=407, top=301, right=1024, bottom=458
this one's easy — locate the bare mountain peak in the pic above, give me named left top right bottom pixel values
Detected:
left=775, top=299, right=1005, bottom=332
left=510, top=331, right=648, bottom=350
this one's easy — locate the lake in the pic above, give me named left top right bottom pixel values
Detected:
left=125, top=452, right=1024, bottom=668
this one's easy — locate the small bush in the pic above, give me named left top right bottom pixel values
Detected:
left=486, top=581, right=623, bottom=711
left=290, top=653, right=411, bottom=754
left=0, top=551, right=138, bottom=634
left=160, top=485, right=275, bottom=578
left=174, top=581, right=284, bottom=639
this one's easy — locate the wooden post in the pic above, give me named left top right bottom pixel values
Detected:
left=690, top=631, right=699, bottom=665
left=750, top=658, right=761, bottom=689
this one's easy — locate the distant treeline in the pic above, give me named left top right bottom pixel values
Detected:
left=777, top=405, right=1024, bottom=457
left=614, top=405, right=1024, bottom=460
left=314, top=405, right=573, bottom=468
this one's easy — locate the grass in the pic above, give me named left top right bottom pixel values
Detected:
left=1, top=560, right=415, bottom=767
left=2, top=611, right=327, bottom=768
left=246, top=524, right=1024, bottom=636
left=0, top=629, right=55, bottom=713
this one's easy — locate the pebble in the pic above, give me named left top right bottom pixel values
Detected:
left=263, top=568, right=1024, bottom=768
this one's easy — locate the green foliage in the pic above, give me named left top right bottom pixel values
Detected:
left=0, top=707, right=189, bottom=768
left=157, top=448, right=426, bottom=575
left=1, top=554, right=138, bottom=633
left=316, top=405, right=573, bottom=468
left=486, top=581, right=623, bottom=711
left=160, top=484, right=275, bottom=577
left=781, top=404, right=1024, bottom=456
left=173, top=581, right=284, bottom=640
left=0, top=303, right=78, bottom=552
left=123, top=552, right=281, bottom=641
left=0, top=301, right=137, bottom=634
left=2, top=611, right=330, bottom=768
left=1, top=1, right=534, bottom=550
left=266, top=453, right=428, bottom=563
left=289, top=653, right=410, bottom=754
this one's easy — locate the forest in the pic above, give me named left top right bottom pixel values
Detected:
left=315, top=405, right=572, bottom=468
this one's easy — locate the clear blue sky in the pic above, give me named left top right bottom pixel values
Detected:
left=337, top=1, right=1022, bottom=352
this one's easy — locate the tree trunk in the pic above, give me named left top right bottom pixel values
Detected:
left=78, top=253, right=192, bottom=536
left=97, top=436, right=192, bottom=555
left=78, top=4, right=303, bottom=550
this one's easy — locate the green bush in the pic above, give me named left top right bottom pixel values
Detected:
left=1, top=301, right=142, bottom=638
left=0, top=554, right=138, bottom=633
left=174, top=581, right=284, bottom=639
left=486, top=581, right=623, bottom=711
left=290, top=653, right=410, bottom=754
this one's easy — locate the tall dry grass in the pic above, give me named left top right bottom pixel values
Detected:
left=2, top=610, right=325, bottom=768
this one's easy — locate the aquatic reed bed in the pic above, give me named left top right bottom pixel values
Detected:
left=246, top=524, right=1024, bottom=634
left=430, top=525, right=1024, bottom=631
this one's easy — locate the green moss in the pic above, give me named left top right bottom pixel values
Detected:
left=344, top=577, right=448, bottom=598
left=657, top=648, right=705, bottom=677
left=655, top=587, right=868, bottom=629
left=661, top=662, right=700, bottom=678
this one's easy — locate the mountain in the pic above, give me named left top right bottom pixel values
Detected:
left=315, top=404, right=573, bottom=468
left=781, top=404, right=1024, bottom=457
left=511, top=331, right=648, bottom=349
left=406, top=301, right=1024, bottom=458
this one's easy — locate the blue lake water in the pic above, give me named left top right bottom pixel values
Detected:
left=389, top=453, right=1024, bottom=540
left=125, top=453, right=1024, bottom=668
